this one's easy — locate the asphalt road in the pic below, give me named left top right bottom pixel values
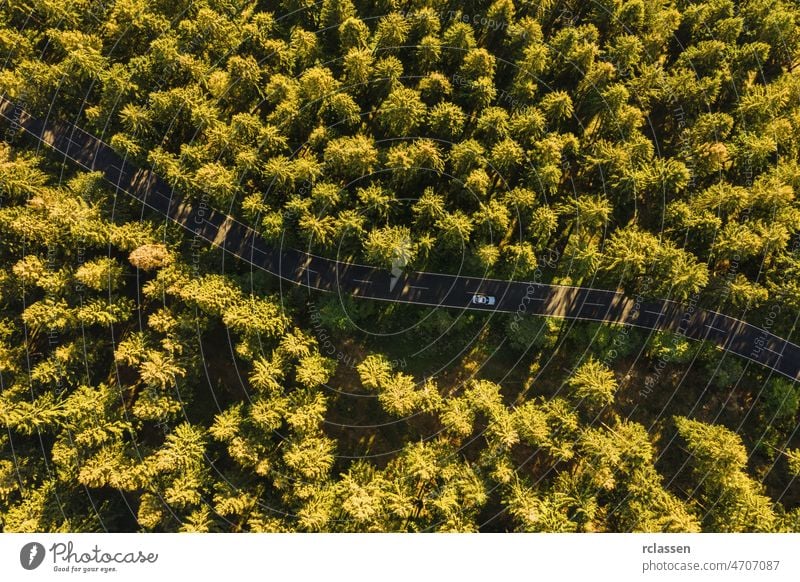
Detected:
left=2, top=96, right=799, bottom=382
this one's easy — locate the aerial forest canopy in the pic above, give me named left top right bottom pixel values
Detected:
left=1, top=0, right=800, bottom=532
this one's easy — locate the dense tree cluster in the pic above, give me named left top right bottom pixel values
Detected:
left=2, top=0, right=798, bottom=305
left=1, top=0, right=799, bottom=532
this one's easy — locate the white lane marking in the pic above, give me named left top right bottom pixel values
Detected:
left=69, top=123, right=114, bottom=149
left=760, top=345, right=784, bottom=358
left=408, top=285, right=429, bottom=291
left=353, top=278, right=372, bottom=285
left=583, top=301, right=607, bottom=307
left=109, top=164, right=128, bottom=180
left=63, top=134, right=84, bottom=149
left=643, top=308, right=664, bottom=315
left=705, top=322, right=728, bottom=335
left=303, top=268, right=317, bottom=286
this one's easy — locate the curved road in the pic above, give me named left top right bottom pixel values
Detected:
left=2, top=96, right=799, bottom=382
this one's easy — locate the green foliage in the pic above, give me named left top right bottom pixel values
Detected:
left=363, top=226, right=415, bottom=270
left=761, top=378, right=800, bottom=422
left=675, top=417, right=777, bottom=532
left=646, top=331, right=698, bottom=364
left=1, top=0, right=800, bottom=535
left=567, top=356, right=618, bottom=408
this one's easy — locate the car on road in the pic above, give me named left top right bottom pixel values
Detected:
left=471, top=294, right=496, bottom=306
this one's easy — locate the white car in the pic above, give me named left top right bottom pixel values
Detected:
left=471, top=294, right=496, bottom=306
